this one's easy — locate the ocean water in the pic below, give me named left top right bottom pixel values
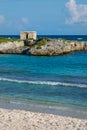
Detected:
left=0, top=51, right=87, bottom=112
left=0, top=35, right=87, bottom=117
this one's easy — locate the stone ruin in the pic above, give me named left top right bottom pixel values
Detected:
left=20, top=31, right=37, bottom=40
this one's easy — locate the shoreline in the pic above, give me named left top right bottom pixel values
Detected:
left=0, top=101, right=87, bottom=120
left=0, top=107, right=87, bottom=130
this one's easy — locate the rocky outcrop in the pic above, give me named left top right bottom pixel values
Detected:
left=0, top=39, right=87, bottom=56
left=70, top=41, right=87, bottom=51
left=28, top=41, right=71, bottom=55
left=28, top=39, right=87, bottom=56
left=0, top=41, right=25, bottom=54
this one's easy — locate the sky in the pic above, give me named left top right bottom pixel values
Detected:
left=0, top=0, right=87, bottom=35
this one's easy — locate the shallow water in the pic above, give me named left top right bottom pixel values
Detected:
left=0, top=51, right=87, bottom=117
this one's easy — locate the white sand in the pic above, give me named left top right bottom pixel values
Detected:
left=0, top=108, right=87, bottom=130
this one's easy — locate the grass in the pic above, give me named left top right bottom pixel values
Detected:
left=31, top=38, right=47, bottom=49
left=0, top=37, right=22, bottom=44
left=28, top=38, right=34, bottom=40
left=61, top=39, right=68, bottom=43
left=61, top=39, right=72, bottom=43
left=37, top=38, right=46, bottom=46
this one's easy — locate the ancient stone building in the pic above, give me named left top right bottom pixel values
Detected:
left=20, top=32, right=28, bottom=40
left=20, top=31, right=37, bottom=40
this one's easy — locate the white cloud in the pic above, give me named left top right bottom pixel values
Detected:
left=21, top=17, right=29, bottom=24
left=0, top=15, right=5, bottom=24
left=66, top=0, right=87, bottom=24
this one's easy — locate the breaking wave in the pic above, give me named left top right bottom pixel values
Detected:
left=0, top=77, right=87, bottom=88
left=77, top=38, right=83, bottom=40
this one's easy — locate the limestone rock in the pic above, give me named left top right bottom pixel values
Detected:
left=0, top=41, right=24, bottom=54
left=0, top=39, right=87, bottom=56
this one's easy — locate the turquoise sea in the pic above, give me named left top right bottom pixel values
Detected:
left=0, top=35, right=87, bottom=118
left=0, top=51, right=87, bottom=118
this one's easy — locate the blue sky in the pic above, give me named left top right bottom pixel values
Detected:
left=0, top=0, right=87, bottom=35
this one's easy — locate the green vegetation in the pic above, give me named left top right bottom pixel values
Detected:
left=31, top=38, right=47, bottom=49
left=37, top=38, right=46, bottom=46
left=61, top=39, right=68, bottom=43
left=0, top=37, right=22, bottom=44
left=28, top=38, right=34, bottom=40
left=36, top=46, right=42, bottom=49
left=62, top=39, right=71, bottom=43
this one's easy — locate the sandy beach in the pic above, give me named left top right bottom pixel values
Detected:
left=0, top=108, right=87, bottom=130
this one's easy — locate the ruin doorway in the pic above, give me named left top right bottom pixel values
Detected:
left=26, top=33, right=28, bottom=39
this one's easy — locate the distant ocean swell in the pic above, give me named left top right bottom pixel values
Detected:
left=0, top=77, right=87, bottom=88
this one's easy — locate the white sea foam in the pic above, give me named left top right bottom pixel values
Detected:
left=77, top=38, right=83, bottom=40
left=0, top=77, right=87, bottom=88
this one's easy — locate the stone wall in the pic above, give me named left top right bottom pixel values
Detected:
left=20, top=31, right=37, bottom=40
left=28, top=32, right=36, bottom=40
left=20, top=32, right=27, bottom=40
